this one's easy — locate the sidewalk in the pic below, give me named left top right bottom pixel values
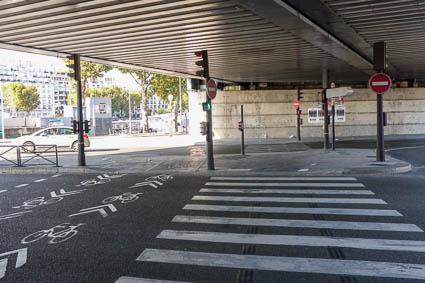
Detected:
left=0, top=145, right=411, bottom=176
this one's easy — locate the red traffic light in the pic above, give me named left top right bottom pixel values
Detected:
left=297, top=110, right=302, bottom=115
left=194, top=51, right=204, bottom=58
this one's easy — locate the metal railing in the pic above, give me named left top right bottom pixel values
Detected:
left=0, top=145, right=20, bottom=166
left=19, top=145, right=59, bottom=167
left=0, top=145, right=59, bottom=167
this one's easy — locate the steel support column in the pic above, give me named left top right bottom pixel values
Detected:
left=74, top=54, right=86, bottom=166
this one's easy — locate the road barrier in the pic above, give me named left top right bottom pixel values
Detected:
left=0, top=145, right=59, bottom=167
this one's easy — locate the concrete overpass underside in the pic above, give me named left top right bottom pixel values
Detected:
left=1, top=0, right=423, bottom=84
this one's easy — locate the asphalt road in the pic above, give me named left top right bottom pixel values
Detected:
left=1, top=159, right=425, bottom=282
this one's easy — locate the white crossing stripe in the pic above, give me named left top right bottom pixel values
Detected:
left=205, top=182, right=365, bottom=188
left=115, top=277, right=193, bottom=283
left=298, top=169, right=309, bottom=172
left=157, top=230, right=425, bottom=252
left=0, top=190, right=6, bottom=194
left=192, top=195, right=386, bottom=204
left=34, top=179, right=46, bottom=183
left=15, top=184, right=28, bottom=188
left=137, top=249, right=425, bottom=280
left=51, top=174, right=62, bottom=178
left=172, top=215, right=422, bottom=232
left=183, top=204, right=402, bottom=216
left=199, top=188, right=374, bottom=195
left=210, top=177, right=358, bottom=181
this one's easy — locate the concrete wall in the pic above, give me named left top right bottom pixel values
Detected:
left=191, top=88, right=425, bottom=139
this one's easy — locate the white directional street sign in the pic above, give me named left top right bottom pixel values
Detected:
left=69, top=204, right=117, bottom=218
left=0, top=248, right=27, bottom=279
left=326, top=87, right=354, bottom=98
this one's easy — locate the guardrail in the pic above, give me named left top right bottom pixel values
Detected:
left=0, top=145, right=20, bottom=166
left=19, top=145, right=59, bottom=167
left=0, top=145, right=59, bottom=167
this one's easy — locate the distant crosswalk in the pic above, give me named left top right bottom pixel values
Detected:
left=116, top=176, right=425, bottom=282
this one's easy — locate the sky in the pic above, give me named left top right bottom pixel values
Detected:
left=0, top=48, right=141, bottom=90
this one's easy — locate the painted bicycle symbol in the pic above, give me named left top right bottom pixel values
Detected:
left=76, top=178, right=111, bottom=187
left=102, top=192, right=143, bottom=204
left=145, top=175, right=173, bottom=182
left=21, top=223, right=86, bottom=244
left=12, top=197, right=62, bottom=209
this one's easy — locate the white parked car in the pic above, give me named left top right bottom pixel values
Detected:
left=14, top=126, right=90, bottom=152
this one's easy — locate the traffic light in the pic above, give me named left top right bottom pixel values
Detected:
left=200, top=121, right=208, bottom=136
left=72, top=120, right=78, bottom=133
left=84, top=120, right=91, bottom=134
left=297, top=87, right=304, bottom=100
left=297, top=109, right=302, bottom=116
left=238, top=121, right=244, bottom=131
left=202, top=101, right=212, bottom=111
left=65, top=55, right=80, bottom=80
left=194, top=50, right=209, bottom=78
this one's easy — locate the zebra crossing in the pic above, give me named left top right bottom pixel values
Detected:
left=116, top=176, right=425, bottom=282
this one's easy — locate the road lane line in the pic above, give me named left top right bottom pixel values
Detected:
left=51, top=174, right=62, bottom=178
left=183, top=204, right=402, bottom=216
left=157, top=230, right=425, bottom=252
left=210, top=177, right=358, bottom=181
left=192, top=196, right=386, bottom=204
left=15, top=184, right=28, bottom=188
left=34, top=179, right=46, bottom=183
left=172, top=215, right=422, bottom=232
left=205, top=182, right=365, bottom=188
left=137, top=249, right=425, bottom=280
left=298, top=169, right=309, bottom=172
left=199, top=188, right=374, bottom=195
left=0, top=190, right=6, bottom=194
left=115, top=277, right=193, bottom=283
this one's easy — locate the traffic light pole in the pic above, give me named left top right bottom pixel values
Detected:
left=206, top=95, right=214, bottom=170
left=74, top=54, right=86, bottom=166
left=322, top=69, right=330, bottom=150
left=332, top=104, right=336, bottom=151
left=240, top=105, right=245, bottom=155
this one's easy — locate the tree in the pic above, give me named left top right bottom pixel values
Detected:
left=117, top=69, right=153, bottom=133
left=2, top=82, right=40, bottom=116
left=64, top=59, right=112, bottom=105
left=151, top=74, right=188, bottom=132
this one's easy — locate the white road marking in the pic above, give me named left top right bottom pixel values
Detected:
left=210, top=177, right=357, bottom=181
left=192, top=195, right=386, bottom=204
left=137, top=249, right=425, bottom=280
left=15, top=184, right=28, bottom=188
left=0, top=211, right=32, bottom=221
left=157, top=230, right=425, bottom=252
left=68, top=204, right=117, bottom=218
left=183, top=204, right=402, bottom=216
left=172, top=215, right=421, bottom=232
left=115, top=277, right=193, bottom=283
left=51, top=174, right=62, bottom=178
left=0, top=248, right=27, bottom=279
left=0, top=190, right=7, bottom=194
left=199, top=188, right=374, bottom=195
left=34, top=179, right=46, bottom=183
left=205, top=182, right=365, bottom=188
left=298, top=169, right=309, bottom=172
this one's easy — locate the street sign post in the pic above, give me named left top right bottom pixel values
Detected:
left=369, top=72, right=391, bottom=162
left=369, top=73, right=392, bottom=94
left=207, top=79, right=217, bottom=100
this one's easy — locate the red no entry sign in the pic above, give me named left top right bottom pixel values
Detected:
left=207, top=79, right=217, bottom=100
left=369, top=73, right=392, bottom=94
left=293, top=100, right=300, bottom=109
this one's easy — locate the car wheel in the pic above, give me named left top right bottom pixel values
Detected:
left=22, top=141, right=36, bottom=153
left=71, top=141, right=78, bottom=152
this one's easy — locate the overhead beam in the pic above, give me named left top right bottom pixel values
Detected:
left=232, top=0, right=375, bottom=76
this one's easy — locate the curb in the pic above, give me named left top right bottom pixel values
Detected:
left=342, top=164, right=412, bottom=175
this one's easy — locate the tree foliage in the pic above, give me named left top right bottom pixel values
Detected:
left=2, top=82, right=40, bottom=115
left=117, top=68, right=153, bottom=132
left=151, top=74, right=188, bottom=132
left=64, top=59, right=112, bottom=105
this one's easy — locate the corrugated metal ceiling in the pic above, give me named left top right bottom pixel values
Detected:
left=324, top=0, right=425, bottom=80
left=0, top=0, right=372, bottom=83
